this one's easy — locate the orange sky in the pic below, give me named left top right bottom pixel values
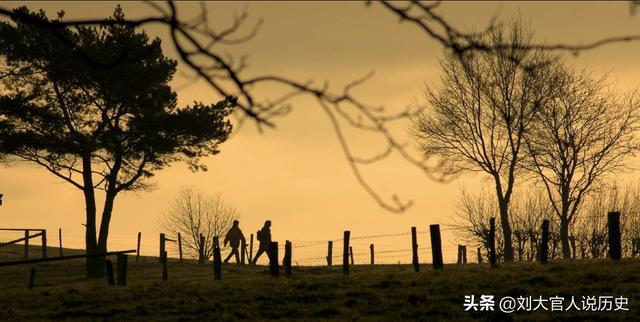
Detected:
left=1, top=1, right=640, bottom=264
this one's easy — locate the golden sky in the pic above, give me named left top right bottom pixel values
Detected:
left=1, top=1, right=640, bottom=264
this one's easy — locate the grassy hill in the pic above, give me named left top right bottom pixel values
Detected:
left=0, top=244, right=638, bottom=321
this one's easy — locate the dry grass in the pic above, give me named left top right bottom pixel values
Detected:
left=0, top=244, right=639, bottom=321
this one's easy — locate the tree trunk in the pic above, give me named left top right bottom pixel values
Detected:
left=498, top=200, right=514, bottom=262
left=560, top=216, right=571, bottom=259
left=82, top=155, right=103, bottom=278
left=98, top=190, right=117, bottom=252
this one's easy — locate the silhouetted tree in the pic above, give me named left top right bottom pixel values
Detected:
left=412, top=22, right=562, bottom=262
left=0, top=7, right=234, bottom=277
left=0, top=3, right=437, bottom=213
left=524, top=69, right=640, bottom=259
left=160, top=187, right=239, bottom=260
left=453, top=186, right=504, bottom=262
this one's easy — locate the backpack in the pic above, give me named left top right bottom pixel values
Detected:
left=257, top=229, right=265, bottom=242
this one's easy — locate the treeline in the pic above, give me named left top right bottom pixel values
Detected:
left=454, top=182, right=640, bottom=262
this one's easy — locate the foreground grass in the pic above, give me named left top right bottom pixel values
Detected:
left=1, top=245, right=639, bottom=321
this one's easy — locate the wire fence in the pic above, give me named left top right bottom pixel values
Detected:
left=0, top=224, right=465, bottom=265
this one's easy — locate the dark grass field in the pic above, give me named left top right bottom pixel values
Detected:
left=1, top=245, right=639, bottom=321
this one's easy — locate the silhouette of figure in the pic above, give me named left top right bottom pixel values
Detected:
left=251, top=220, right=272, bottom=265
left=223, top=220, right=246, bottom=264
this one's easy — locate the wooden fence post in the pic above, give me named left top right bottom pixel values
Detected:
left=489, top=218, right=497, bottom=267
left=284, top=240, right=292, bottom=277
left=106, top=259, right=115, bottom=286
left=540, top=219, right=550, bottom=264
left=249, top=234, right=254, bottom=264
left=41, top=230, right=47, bottom=258
left=608, top=211, right=622, bottom=260
left=199, top=234, right=205, bottom=264
left=457, top=245, right=462, bottom=265
left=411, top=227, right=419, bottom=272
left=269, top=241, right=279, bottom=277
left=477, top=247, right=482, bottom=264
left=117, top=254, right=128, bottom=286
left=24, top=229, right=29, bottom=259
left=327, top=241, right=333, bottom=267
left=213, top=246, right=222, bottom=280
left=136, top=232, right=141, bottom=262
left=213, top=236, right=220, bottom=249
left=178, top=233, right=183, bottom=263
left=343, top=231, right=350, bottom=275
left=429, top=224, right=443, bottom=270
left=28, top=267, right=35, bottom=289
left=58, top=228, right=63, bottom=257
left=162, top=251, right=168, bottom=281
left=349, top=246, right=354, bottom=265
left=463, top=245, right=467, bottom=264
left=159, top=233, right=165, bottom=263
left=370, top=244, right=375, bottom=265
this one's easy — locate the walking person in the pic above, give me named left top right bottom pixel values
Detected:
left=251, top=220, right=272, bottom=265
left=223, top=220, right=246, bottom=264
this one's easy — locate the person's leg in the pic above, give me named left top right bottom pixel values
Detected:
left=252, top=247, right=265, bottom=265
left=223, top=249, right=234, bottom=263
left=233, top=247, right=240, bottom=264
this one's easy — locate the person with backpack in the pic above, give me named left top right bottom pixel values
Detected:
left=223, top=220, right=246, bottom=264
left=251, top=220, right=272, bottom=265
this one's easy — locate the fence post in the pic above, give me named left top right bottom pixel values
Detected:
left=429, top=224, right=443, bottom=270
left=28, top=267, right=35, bottom=290
left=41, top=230, right=47, bottom=258
left=178, top=233, right=183, bottom=263
left=327, top=241, right=333, bottom=267
left=349, top=246, right=354, bottom=265
left=58, top=228, right=63, bottom=257
left=489, top=218, right=497, bottom=267
left=343, top=231, right=350, bottom=275
left=411, top=227, right=419, bottom=272
left=477, top=247, right=482, bottom=264
left=269, top=241, right=279, bottom=277
left=136, top=232, right=141, bottom=262
left=213, top=246, right=222, bottom=280
left=284, top=240, right=292, bottom=277
left=159, top=233, right=165, bottom=263
left=162, top=251, right=168, bottom=281
left=457, top=245, right=462, bottom=266
left=370, top=244, right=375, bottom=265
left=540, top=219, right=550, bottom=264
left=463, top=245, right=467, bottom=264
left=24, top=229, right=29, bottom=259
left=608, top=211, right=622, bottom=261
left=213, top=236, right=220, bottom=249
left=117, top=254, right=128, bottom=286
left=199, top=234, right=205, bottom=264
left=106, top=259, right=115, bottom=286
left=249, top=234, right=254, bottom=264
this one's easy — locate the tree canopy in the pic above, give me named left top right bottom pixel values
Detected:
left=0, top=6, right=234, bottom=277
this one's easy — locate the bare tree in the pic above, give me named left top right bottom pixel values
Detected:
left=412, top=22, right=561, bottom=261
left=572, top=181, right=640, bottom=259
left=453, top=186, right=503, bottom=263
left=524, top=69, right=640, bottom=259
left=510, top=189, right=551, bottom=261
left=160, top=187, right=238, bottom=260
